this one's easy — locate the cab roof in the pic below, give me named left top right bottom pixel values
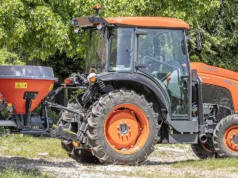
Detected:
left=105, top=17, right=189, bottom=29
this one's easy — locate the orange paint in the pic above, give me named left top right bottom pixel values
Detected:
left=0, top=79, right=54, bottom=114
left=105, top=17, right=189, bottom=29
left=72, top=141, right=80, bottom=147
left=104, top=104, right=149, bottom=154
left=191, top=62, right=238, bottom=113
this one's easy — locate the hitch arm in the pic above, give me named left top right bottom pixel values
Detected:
left=45, top=101, right=81, bottom=114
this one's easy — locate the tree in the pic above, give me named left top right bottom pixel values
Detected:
left=0, top=49, right=25, bottom=65
left=0, top=0, right=89, bottom=62
left=0, top=0, right=237, bottom=71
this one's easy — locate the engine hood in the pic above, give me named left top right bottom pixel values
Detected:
left=191, top=62, right=238, bottom=82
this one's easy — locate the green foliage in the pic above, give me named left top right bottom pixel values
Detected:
left=44, top=51, right=84, bottom=79
left=0, top=0, right=237, bottom=71
left=0, top=0, right=91, bottom=62
left=0, top=127, right=8, bottom=136
left=47, top=109, right=58, bottom=124
left=33, top=106, right=58, bottom=124
left=0, top=49, right=25, bottom=65
left=198, top=1, right=238, bottom=71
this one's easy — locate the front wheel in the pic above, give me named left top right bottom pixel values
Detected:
left=213, top=114, right=238, bottom=157
left=86, top=90, right=160, bottom=165
left=191, top=138, right=218, bottom=159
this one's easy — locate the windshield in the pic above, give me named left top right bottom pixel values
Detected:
left=85, top=30, right=106, bottom=74
left=138, top=29, right=189, bottom=118
left=108, top=28, right=134, bottom=72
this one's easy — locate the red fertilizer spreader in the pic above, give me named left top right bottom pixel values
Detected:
left=0, top=65, right=85, bottom=137
left=0, top=65, right=56, bottom=134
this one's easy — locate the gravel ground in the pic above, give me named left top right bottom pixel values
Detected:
left=0, top=145, right=237, bottom=178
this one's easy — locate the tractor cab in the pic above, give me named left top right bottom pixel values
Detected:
left=72, top=16, right=191, bottom=120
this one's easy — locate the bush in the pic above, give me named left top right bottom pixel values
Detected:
left=33, top=106, right=59, bottom=124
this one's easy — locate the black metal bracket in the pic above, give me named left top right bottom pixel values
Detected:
left=21, top=105, right=50, bottom=134
left=23, top=92, right=38, bottom=129
left=12, top=105, right=22, bottom=129
left=23, top=92, right=38, bottom=100
left=194, top=70, right=205, bottom=135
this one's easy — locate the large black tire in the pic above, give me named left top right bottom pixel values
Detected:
left=191, top=138, right=217, bottom=159
left=59, top=99, right=99, bottom=163
left=213, top=114, right=238, bottom=157
left=86, top=90, right=160, bottom=165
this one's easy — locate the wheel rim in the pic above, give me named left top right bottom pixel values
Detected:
left=223, top=126, right=238, bottom=152
left=104, top=104, right=149, bottom=154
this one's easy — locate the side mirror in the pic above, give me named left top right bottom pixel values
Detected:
left=196, top=31, right=202, bottom=51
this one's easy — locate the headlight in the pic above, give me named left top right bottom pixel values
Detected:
left=87, top=73, right=97, bottom=83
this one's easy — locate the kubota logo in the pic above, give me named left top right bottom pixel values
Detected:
left=224, top=80, right=238, bottom=87
left=201, top=66, right=218, bottom=72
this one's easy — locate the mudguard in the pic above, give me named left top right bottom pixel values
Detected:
left=97, top=72, right=170, bottom=111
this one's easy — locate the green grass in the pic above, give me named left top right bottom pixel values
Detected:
left=0, top=167, right=53, bottom=178
left=173, top=157, right=238, bottom=170
left=0, top=135, right=68, bottom=158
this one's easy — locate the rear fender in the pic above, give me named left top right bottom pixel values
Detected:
left=97, top=72, right=170, bottom=111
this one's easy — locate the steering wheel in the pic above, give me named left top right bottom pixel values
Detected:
left=142, top=56, right=180, bottom=81
left=161, top=72, right=172, bottom=81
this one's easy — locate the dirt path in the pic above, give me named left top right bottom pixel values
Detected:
left=0, top=145, right=237, bottom=178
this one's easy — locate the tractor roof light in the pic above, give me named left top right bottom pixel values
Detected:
left=93, top=5, right=102, bottom=16
left=93, top=5, right=102, bottom=10
left=87, top=73, right=97, bottom=83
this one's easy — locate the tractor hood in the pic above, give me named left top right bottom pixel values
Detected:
left=191, top=62, right=238, bottom=82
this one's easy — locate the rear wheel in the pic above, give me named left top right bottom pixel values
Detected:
left=213, top=114, right=238, bottom=157
left=59, top=99, right=99, bottom=163
left=86, top=90, right=160, bottom=165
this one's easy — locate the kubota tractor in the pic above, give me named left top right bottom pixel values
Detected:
left=51, top=9, right=238, bottom=164
left=0, top=7, right=238, bottom=165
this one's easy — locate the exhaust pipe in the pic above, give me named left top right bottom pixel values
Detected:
left=199, top=134, right=207, bottom=143
left=0, top=120, right=17, bottom=127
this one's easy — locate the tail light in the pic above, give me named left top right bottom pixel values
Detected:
left=64, top=78, right=73, bottom=85
left=0, top=93, right=3, bottom=102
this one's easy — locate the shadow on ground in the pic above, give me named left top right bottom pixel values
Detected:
left=0, top=155, right=202, bottom=168
left=143, top=159, right=199, bottom=166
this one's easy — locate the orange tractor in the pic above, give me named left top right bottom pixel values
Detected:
left=56, top=11, right=238, bottom=164
left=0, top=8, right=238, bottom=165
